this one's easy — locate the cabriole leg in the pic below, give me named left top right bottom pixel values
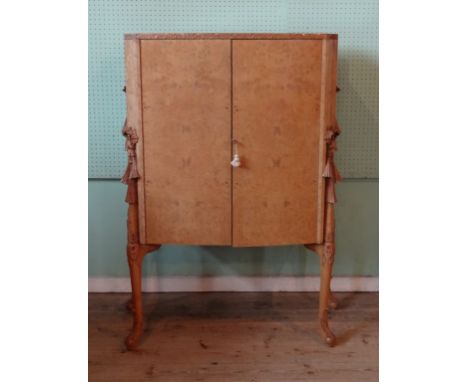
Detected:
left=121, top=123, right=162, bottom=350
left=319, top=242, right=336, bottom=346
left=305, top=242, right=337, bottom=347
left=126, top=244, right=160, bottom=350
left=318, top=196, right=338, bottom=346
left=314, top=118, right=342, bottom=344
left=305, top=176, right=338, bottom=347
left=126, top=244, right=144, bottom=350
left=125, top=243, right=159, bottom=350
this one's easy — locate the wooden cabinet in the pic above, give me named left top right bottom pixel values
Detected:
left=122, top=33, right=341, bottom=349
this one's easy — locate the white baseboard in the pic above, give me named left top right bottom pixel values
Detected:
left=88, top=276, right=378, bottom=293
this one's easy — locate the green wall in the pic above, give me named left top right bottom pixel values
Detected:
left=88, top=179, right=378, bottom=277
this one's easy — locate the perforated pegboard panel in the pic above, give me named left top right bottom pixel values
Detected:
left=89, top=0, right=378, bottom=178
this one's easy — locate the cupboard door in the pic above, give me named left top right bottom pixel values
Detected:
left=140, top=40, right=231, bottom=245
left=232, top=40, right=326, bottom=246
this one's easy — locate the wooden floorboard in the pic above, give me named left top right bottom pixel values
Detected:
left=89, top=292, right=378, bottom=381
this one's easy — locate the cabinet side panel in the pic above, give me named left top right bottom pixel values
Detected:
left=233, top=39, right=324, bottom=246
left=124, top=39, right=146, bottom=243
left=325, top=39, right=338, bottom=135
left=141, top=40, right=232, bottom=245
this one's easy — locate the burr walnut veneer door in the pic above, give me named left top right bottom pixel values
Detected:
left=140, top=40, right=231, bottom=245
left=232, top=40, right=326, bottom=246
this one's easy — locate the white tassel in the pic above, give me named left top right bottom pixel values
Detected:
left=230, top=154, right=241, bottom=168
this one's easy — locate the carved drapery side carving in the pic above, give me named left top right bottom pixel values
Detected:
left=121, top=118, right=140, bottom=204
left=321, top=121, right=340, bottom=266
left=322, top=122, right=342, bottom=204
left=121, top=118, right=140, bottom=184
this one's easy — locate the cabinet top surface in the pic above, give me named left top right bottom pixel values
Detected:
left=124, top=33, right=337, bottom=40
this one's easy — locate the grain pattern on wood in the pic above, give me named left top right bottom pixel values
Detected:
left=232, top=40, right=325, bottom=246
left=125, top=33, right=338, bottom=40
left=140, top=40, right=232, bottom=245
left=124, top=39, right=146, bottom=243
left=89, top=292, right=378, bottom=382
